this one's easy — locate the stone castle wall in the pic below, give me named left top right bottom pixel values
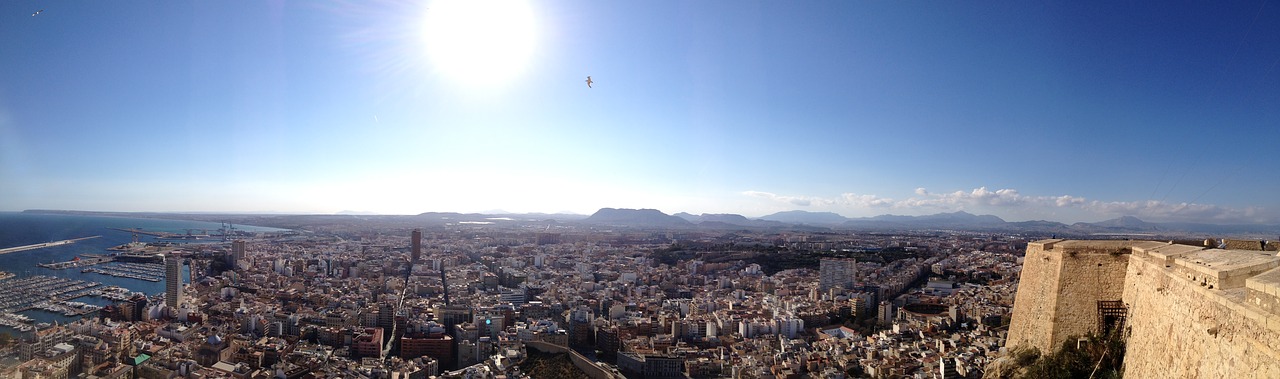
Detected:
left=1122, top=251, right=1280, bottom=378
left=1004, top=240, right=1064, bottom=351
left=1005, top=240, right=1154, bottom=353
left=1047, top=243, right=1134, bottom=346
left=1005, top=239, right=1280, bottom=378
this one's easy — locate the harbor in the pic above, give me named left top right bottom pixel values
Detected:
left=0, top=276, right=133, bottom=333
left=0, top=213, right=279, bottom=334
left=0, top=276, right=110, bottom=313
left=0, top=313, right=35, bottom=333
left=29, top=300, right=102, bottom=317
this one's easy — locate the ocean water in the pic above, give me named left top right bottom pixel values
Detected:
left=0, top=212, right=284, bottom=327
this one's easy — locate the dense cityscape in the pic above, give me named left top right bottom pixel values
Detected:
left=7, top=1, right=1280, bottom=377
left=0, top=210, right=1036, bottom=379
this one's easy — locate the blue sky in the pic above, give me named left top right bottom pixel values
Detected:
left=2, top=1, right=1278, bottom=223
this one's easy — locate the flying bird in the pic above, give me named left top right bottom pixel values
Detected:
left=585, top=76, right=593, bottom=88
left=32, top=9, right=43, bottom=16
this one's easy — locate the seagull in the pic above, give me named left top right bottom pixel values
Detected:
left=585, top=76, right=593, bottom=88
left=32, top=9, right=43, bottom=16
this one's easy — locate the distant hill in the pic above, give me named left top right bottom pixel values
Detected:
left=759, top=210, right=851, bottom=225
left=673, top=212, right=789, bottom=229
left=1007, top=220, right=1073, bottom=233
left=844, top=211, right=1007, bottom=229
left=335, top=210, right=379, bottom=215
left=486, top=212, right=588, bottom=222
left=416, top=212, right=483, bottom=220
left=582, top=208, right=692, bottom=227
left=673, top=212, right=700, bottom=222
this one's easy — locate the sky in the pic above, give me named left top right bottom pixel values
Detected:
left=2, top=1, right=1279, bottom=224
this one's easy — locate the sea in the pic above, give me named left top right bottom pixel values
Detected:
left=0, top=212, right=285, bottom=333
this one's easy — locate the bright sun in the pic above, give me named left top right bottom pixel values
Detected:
left=422, top=0, right=538, bottom=88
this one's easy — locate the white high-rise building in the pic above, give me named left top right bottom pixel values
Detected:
left=819, top=258, right=857, bottom=292
left=166, top=257, right=183, bottom=308
left=775, top=317, right=804, bottom=339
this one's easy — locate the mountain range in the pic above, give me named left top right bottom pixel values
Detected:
left=23, top=208, right=1277, bottom=237
left=578, top=208, right=1278, bottom=237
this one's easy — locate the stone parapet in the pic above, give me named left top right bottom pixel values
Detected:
left=1246, top=267, right=1280, bottom=316
left=1006, top=239, right=1280, bottom=378
left=1132, top=243, right=1204, bottom=265
left=1224, top=239, right=1268, bottom=251
left=1172, top=249, right=1280, bottom=289
left=1053, top=240, right=1163, bottom=256
left=1123, top=252, right=1280, bottom=378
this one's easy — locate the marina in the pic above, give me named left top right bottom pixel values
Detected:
left=87, top=286, right=134, bottom=302
left=0, top=276, right=107, bottom=313
left=0, top=213, right=277, bottom=332
left=0, top=313, right=35, bottom=332
left=29, top=300, right=102, bottom=317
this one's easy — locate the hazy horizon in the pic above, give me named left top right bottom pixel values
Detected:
left=4, top=1, right=1278, bottom=225
left=8, top=207, right=1270, bottom=227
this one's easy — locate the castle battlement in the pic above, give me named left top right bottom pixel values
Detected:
left=1006, top=239, right=1280, bottom=378
left=1131, top=243, right=1202, bottom=265
left=1245, top=269, right=1280, bottom=317
left=1169, top=249, right=1278, bottom=290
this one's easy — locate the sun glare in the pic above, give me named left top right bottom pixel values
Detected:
left=422, top=0, right=538, bottom=88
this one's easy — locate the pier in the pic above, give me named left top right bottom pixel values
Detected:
left=0, top=236, right=101, bottom=255
left=108, top=228, right=177, bottom=238
left=38, top=256, right=115, bottom=269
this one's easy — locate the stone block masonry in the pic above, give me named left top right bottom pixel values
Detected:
left=1123, top=250, right=1280, bottom=378
left=1006, top=240, right=1161, bottom=353
left=1005, top=239, right=1280, bottom=378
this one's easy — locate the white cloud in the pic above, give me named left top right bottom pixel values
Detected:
left=840, top=193, right=895, bottom=208
left=743, top=191, right=829, bottom=207
left=744, top=191, right=893, bottom=209
left=1054, top=195, right=1086, bottom=207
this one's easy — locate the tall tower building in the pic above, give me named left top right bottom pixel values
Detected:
left=819, top=258, right=858, bottom=292
left=412, top=229, right=422, bottom=263
left=231, top=240, right=246, bottom=266
left=166, top=257, right=183, bottom=308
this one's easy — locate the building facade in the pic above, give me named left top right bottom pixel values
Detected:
left=819, top=258, right=857, bottom=292
left=165, top=257, right=183, bottom=309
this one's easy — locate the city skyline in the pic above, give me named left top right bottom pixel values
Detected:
left=3, top=1, right=1279, bottom=224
